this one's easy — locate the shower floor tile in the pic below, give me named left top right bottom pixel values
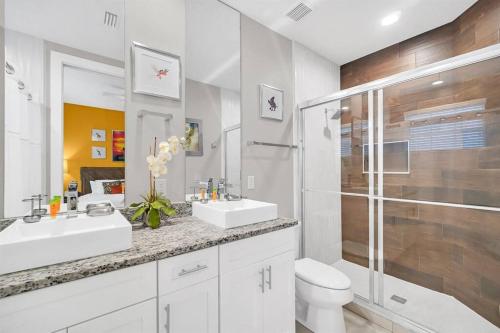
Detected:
left=333, top=260, right=500, bottom=333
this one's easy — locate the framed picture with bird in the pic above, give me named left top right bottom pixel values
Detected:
left=132, top=42, right=181, bottom=100
left=260, top=84, right=284, bottom=121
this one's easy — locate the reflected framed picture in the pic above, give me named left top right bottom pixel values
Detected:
left=92, top=147, right=106, bottom=159
left=132, top=42, right=181, bottom=100
left=185, top=118, right=203, bottom=156
left=260, top=84, right=283, bottom=121
left=112, top=130, right=125, bottom=162
left=91, top=129, right=106, bottom=142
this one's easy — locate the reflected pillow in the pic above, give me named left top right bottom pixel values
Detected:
left=102, top=181, right=125, bottom=194
left=90, top=179, right=125, bottom=194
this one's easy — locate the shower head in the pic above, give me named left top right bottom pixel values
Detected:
left=325, top=108, right=341, bottom=120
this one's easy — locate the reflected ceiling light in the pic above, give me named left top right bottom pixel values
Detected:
left=432, top=80, right=444, bottom=86
left=341, top=106, right=349, bottom=111
left=381, top=11, right=401, bottom=26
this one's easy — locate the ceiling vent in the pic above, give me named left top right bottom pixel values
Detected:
left=286, top=2, right=312, bottom=22
left=104, top=11, right=118, bottom=28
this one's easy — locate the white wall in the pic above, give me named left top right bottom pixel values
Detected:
left=4, top=30, right=44, bottom=217
left=220, top=88, right=241, bottom=193
left=0, top=0, right=5, bottom=217
left=293, top=42, right=341, bottom=263
left=185, top=79, right=222, bottom=193
left=124, top=0, right=186, bottom=204
left=241, top=15, right=294, bottom=218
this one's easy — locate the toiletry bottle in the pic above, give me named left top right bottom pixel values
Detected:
left=207, top=178, right=213, bottom=195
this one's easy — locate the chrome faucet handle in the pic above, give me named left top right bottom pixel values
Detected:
left=32, top=194, right=48, bottom=215
left=22, top=197, right=41, bottom=223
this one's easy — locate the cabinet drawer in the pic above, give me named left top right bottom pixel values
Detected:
left=219, top=228, right=295, bottom=274
left=158, top=246, right=218, bottom=295
left=0, top=262, right=156, bottom=333
left=68, top=299, right=156, bottom=333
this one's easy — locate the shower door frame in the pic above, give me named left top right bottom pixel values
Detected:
left=298, top=43, right=500, bottom=331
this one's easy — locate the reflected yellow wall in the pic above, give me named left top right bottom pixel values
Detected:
left=63, top=103, right=125, bottom=191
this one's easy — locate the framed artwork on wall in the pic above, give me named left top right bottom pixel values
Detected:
left=112, top=130, right=125, bottom=162
left=92, top=147, right=106, bottom=159
left=91, top=129, right=106, bottom=142
left=132, top=42, right=181, bottom=100
left=260, top=84, right=284, bottom=121
left=185, top=118, right=203, bottom=156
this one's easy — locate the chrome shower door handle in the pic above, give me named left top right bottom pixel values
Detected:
left=266, top=265, right=272, bottom=290
left=164, top=304, right=170, bottom=333
left=259, top=268, right=265, bottom=293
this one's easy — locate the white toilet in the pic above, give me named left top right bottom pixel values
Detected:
left=295, top=258, right=353, bottom=333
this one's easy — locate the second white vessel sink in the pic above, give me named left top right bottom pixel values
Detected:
left=0, top=209, right=132, bottom=275
left=192, top=199, right=278, bottom=229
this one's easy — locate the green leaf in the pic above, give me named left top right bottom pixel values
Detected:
left=148, top=208, right=161, bottom=229
left=131, top=206, right=146, bottom=221
left=128, top=202, right=144, bottom=211
left=150, top=201, right=164, bottom=210
left=161, top=206, right=176, bottom=217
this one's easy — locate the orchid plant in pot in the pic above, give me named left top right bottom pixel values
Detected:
left=128, top=136, right=185, bottom=229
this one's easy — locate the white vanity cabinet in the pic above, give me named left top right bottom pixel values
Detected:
left=0, top=226, right=296, bottom=333
left=219, top=228, right=295, bottom=333
left=67, top=299, right=156, bottom=333
left=157, top=247, right=219, bottom=333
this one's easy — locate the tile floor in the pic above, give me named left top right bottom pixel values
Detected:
left=333, top=260, right=500, bottom=333
left=296, top=309, right=391, bottom=333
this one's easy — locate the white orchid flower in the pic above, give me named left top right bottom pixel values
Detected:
left=146, top=154, right=155, bottom=165
left=168, top=136, right=180, bottom=155
left=159, top=141, right=170, bottom=153
left=158, top=151, right=172, bottom=163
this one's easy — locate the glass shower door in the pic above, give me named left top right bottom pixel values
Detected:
left=302, top=92, right=374, bottom=302
left=378, top=56, right=500, bottom=332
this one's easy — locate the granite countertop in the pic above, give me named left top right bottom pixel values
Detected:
left=0, top=210, right=297, bottom=299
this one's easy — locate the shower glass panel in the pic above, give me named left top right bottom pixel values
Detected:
left=382, top=56, right=500, bottom=207
left=380, top=56, right=500, bottom=331
left=302, top=95, right=373, bottom=302
left=302, top=100, right=344, bottom=266
left=300, top=46, right=500, bottom=333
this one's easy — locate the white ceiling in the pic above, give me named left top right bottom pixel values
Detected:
left=63, top=66, right=125, bottom=111
left=221, top=0, right=477, bottom=65
left=5, top=0, right=124, bottom=61
left=186, top=0, right=240, bottom=91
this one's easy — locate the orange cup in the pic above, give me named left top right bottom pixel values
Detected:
left=50, top=203, right=58, bottom=219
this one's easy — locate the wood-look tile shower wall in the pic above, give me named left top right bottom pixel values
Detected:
left=339, top=0, right=500, bottom=327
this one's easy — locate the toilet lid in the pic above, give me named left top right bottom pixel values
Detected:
left=295, top=258, right=351, bottom=290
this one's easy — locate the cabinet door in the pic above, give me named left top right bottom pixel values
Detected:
left=68, top=299, right=156, bottom=333
left=159, top=277, right=218, bottom=333
left=262, top=251, right=295, bottom=333
left=220, top=261, right=265, bottom=333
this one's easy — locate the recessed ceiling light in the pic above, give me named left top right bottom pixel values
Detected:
left=432, top=80, right=444, bottom=86
left=381, top=11, right=401, bottom=26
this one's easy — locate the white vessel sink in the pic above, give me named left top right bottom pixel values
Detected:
left=0, top=210, right=132, bottom=275
left=192, top=199, right=278, bottom=229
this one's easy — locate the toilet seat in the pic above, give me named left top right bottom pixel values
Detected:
left=295, top=258, right=351, bottom=290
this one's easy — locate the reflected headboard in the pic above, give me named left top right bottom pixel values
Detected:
left=80, top=167, right=125, bottom=195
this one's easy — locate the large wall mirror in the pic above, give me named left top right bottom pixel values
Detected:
left=2, top=0, right=125, bottom=218
left=185, top=0, right=241, bottom=201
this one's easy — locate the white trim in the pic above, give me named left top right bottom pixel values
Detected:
left=367, top=90, right=375, bottom=304
left=299, top=43, right=500, bottom=110
left=50, top=51, right=124, bottom=197
left=376, top=89, right=384, bottom=306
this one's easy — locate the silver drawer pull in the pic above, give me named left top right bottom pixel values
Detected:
left=259, top=268, right=265, bottom=293
left=164, top=304, right=170, bottom=333
left=178, top=264, right=208, bottom=277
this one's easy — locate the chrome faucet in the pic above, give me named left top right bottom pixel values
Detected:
left=22, top=197, right=42, bottom=223
left=223, top=182, right=243, bottom=201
